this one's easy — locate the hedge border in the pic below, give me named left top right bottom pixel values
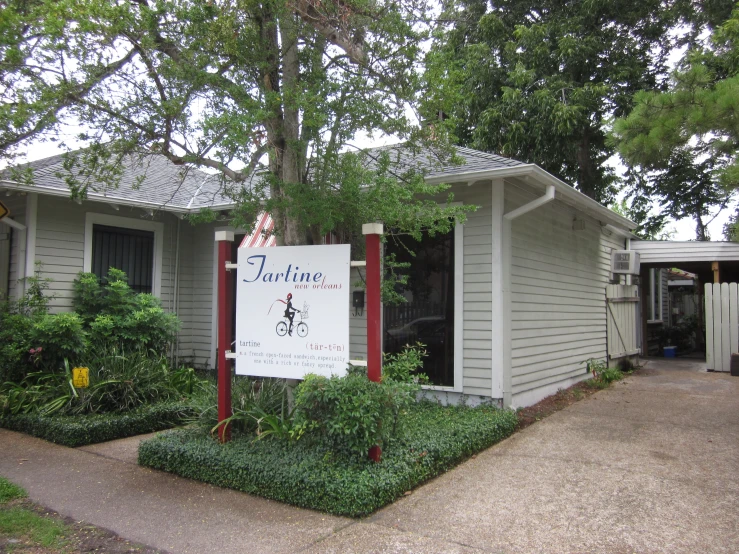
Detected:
left=138, top=403, right=518, bottom=517
left=0, top=402, right=193, bottom=447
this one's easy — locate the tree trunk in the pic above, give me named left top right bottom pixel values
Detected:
left=576, top=127, right=598, bottom=201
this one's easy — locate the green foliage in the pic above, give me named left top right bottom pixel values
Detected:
left=139, top=402, right=518, bottom=517
left=0, top=507, right=67, bottom=548
left=426, top=0, right=681, bottom=202
left=0, top=347, right=198, bottom=418
left=0, top=477, right=27, bottom=504
left=74, top=270, right=180, bottom=354
left=28, top=313, right=88, bottom=370
left=0, top=402, right=193, bottom=447
left=294, top=373, right=418, bottom=458
left=613, top=6, right=739, bottom=235
left=186, top=376, right=287, bottom=436
left=0, top=0, right=474, bottom=251
left=0, top=267, right=54, bottom=382
left=382, top=342, right=429, bottom=384
left=585, top=358, right=624, bottom=389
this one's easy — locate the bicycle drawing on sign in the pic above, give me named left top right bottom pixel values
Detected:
left=268, top=294, right=309, bottom=337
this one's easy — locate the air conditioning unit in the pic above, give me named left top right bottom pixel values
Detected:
left=611, top=250, right=640, bottom=274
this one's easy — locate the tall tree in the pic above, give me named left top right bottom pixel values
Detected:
left=423, top=0, right=680, bottom=203
left=0, top=0, right=469, bottom=244
left=612, top=3, right=739, bottom=239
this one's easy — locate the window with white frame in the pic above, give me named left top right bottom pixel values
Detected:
left=648, top=268, right=663, bottom=322
left=83, top=213, right=163, bottom=297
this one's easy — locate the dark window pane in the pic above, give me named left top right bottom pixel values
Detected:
left=91, top=224, right=155, bottom=294
left=383, top=230, right=455, bottom=387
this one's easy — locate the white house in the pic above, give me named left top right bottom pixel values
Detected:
left=0, top=145, right=637, bottom=408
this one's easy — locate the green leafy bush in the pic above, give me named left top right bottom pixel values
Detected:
left=28, top=313, right=88, bottom=370
left=294, top=373, right=418, bottom=458
left=383, top=342, right=428, bottom=384
left=74, top=269, right=179, bottom=354
left=139, top=402, right=518, bottom=517
left=0, top=402, right=193, bottom=447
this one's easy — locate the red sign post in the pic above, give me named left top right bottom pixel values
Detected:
left=216, top=230, right=234, bottom=443
left=363, top=223, right=383, bottom=462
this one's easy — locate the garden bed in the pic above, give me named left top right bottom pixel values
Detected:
left=0, top=402, right=193, bottom=447
left=138, top=402, right=517, bottom=517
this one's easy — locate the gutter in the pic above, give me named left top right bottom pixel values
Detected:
left=424, top=164, right=637, bottom=231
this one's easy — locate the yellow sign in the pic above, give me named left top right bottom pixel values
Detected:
left=0, top=200, right=8, bottom=221
left=72, top=367, right=89, bottom=388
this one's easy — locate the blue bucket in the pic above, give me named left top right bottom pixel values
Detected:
left=664, top=346, right=677, bottom=358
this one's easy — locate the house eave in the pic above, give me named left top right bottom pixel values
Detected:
left=424, top=164, right=637, bottom=231
left=0, top=179, right=193, bottom=214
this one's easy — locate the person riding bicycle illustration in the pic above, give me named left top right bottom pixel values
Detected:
left=283, top=293, right=300, bottom=336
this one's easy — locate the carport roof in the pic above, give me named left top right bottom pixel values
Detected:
left=631, top=241, right=739, bottom=264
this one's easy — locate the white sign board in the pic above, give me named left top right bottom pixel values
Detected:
left=235, top=244, right=350, bottom=379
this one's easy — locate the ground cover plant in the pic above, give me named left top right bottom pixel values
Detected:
left=0, top=269, right=196, bottom=445
left=140, top=345, right=516, bottom=517
left=139, top=401, right=517, bottom=517
left=0, top=476, right=163, bottom=553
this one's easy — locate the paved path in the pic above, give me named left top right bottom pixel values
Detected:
left=1, top=359, right=737, bottom=553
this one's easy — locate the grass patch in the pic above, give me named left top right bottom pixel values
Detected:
left=0, top=477, right=26, bottom=504
left=0, top=506, right=67, bottom=548
left=139, top=401, right=517, bottom=518
left=0, top=401, right=193, bottom=447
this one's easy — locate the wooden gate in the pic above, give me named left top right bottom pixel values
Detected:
left=606, top=284, right=640, bottom=361
left=705, top=282, right=738, bottom=372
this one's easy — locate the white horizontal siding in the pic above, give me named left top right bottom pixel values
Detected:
left=450, top=184, right=493, bottom=397
left=33, top=197, right=176, bottom=313
left=175, top=221, right=216, bottom=368
left=507, top=181, right=625, bottom=407
left=631, top=241, right=739, bottom=263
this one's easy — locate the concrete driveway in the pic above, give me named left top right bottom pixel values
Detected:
left=1, top=359, right=737, bottom=553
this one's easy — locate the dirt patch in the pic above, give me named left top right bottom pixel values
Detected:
left=0, top=499, right=164, bottom=554
left=515, top=370, right=636, bottom=431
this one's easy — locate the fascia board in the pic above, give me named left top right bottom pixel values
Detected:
left=423, top=165, right=637, bottom=231
left=0, top=180, right=190, bottom=214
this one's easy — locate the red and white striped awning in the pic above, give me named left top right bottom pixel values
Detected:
left=240, top=212, right=276, bottom=248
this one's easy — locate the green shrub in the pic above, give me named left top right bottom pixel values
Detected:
left=28, top=313, right=88, bottom=370
left=139, top=402, right=518, bottom=517
left=294, top=373, right=418, bottom=458
left=383, top=342, right=428, bottom=384
left=0, top=402, right=193, bottom=447
left=0, top=310, right=35, bottom=383
left=73, top=269, right=179, bottom=354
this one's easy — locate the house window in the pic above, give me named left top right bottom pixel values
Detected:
left=383, top=229, right=456, bottom=387
left=83, top=213, right=163, bottom=297
left=649, top=268, right=663, bottom=322
left=92, top=225, right=154, bottom=293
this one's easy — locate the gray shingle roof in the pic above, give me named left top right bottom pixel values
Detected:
left=1, top=144, right=524, bottom=212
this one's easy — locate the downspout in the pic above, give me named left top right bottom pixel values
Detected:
left=172, top=217, right=181, bottom=367
left=503, top=185, right=556, bottom=222
left=499, top=184, right=556, bottom=408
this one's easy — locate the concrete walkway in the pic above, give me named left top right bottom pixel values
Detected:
left=1, top=359, right=737, bottom=553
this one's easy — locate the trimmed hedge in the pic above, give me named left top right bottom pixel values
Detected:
left=0, top=402, right=193, bottom=447
left=139, top=402, right=517, bottom=517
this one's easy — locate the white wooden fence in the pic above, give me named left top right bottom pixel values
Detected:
left=606, top=284, right=640, bottom=361
left=705, top=282, right=738, bottom=372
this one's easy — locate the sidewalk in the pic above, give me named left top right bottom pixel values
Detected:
left=1, top=359, right=737, bottom=553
